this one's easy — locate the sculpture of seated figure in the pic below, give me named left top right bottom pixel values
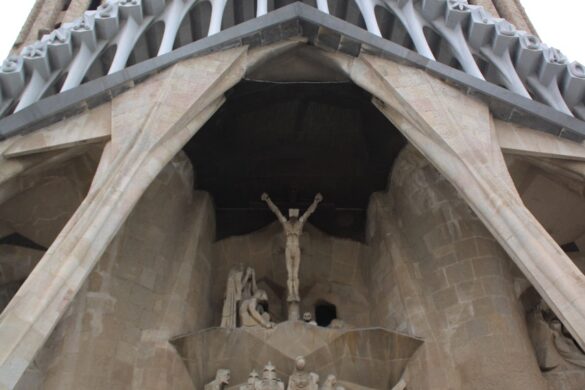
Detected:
left=239, top=289, right=274, bottom=329
left=260, top=362, right=285, bottom=390
left=287, top=357, right=319, bottom=390
left=240, top=370, right=261, bottom=390
left=205, top=369, right=231, bottom=390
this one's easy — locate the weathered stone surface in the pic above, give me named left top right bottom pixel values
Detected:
left=0, top=47, right=247, bottom=389
left=173, top=321, right=422, bottom=390
left=2, top=38, right=585, bottom=390
left=365, top=146, right=546, bottom=389
left=495, top=119, right=585, bottom=161
left=351, top=53, right=585, bottom=353
left=4, top=104, right=111, bottom=158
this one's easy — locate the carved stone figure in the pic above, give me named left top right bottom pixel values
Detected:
left=205, top=369, right=231, bottom=390
left=260, top=362, right=284, bottom=390
left=261, top=193, right=323, bottom=302
left=318, top=374, right=345, bottom=390
left=287, top=356, right=319, bottom=390
left=221, top=264, right=257, bottom=328
left=302, top=312, right=317, bottom=325
left=240, top=289, right=274, bottom=329
left=550, top=320, right=585, bottom=368
left=319, top=375, right=336, bottom=390
left=240, top=370, right=261, bottom=390
left=527, top=300, right=585, bottom=370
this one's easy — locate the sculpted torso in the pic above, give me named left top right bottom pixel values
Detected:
left=261, top=193, right=322, bottom=302
left=283, top=220, right=303, bottom=245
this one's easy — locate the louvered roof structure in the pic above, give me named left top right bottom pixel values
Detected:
left=1, top=0, right=585, bottom=140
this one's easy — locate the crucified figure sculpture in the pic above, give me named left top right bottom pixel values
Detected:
left=261, top=192, right=323, bottom=302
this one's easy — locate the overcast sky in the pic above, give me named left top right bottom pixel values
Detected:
left=0, top=0, right=583, bottom=62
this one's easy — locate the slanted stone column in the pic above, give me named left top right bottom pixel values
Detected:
left=391, top=146, right=546, bottom=389
left=351, top=54, right=585, bottom=351
left=20, top=154, right=215, bottom=390
left=0, top=47, right=247, bottom=389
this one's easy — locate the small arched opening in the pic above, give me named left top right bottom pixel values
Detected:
left=315, top=300, right=337, bottom=327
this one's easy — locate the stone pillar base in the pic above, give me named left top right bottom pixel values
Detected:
left=288, top=302, right=300, bottom=321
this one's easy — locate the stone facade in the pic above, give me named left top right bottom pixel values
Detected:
left=1, top=1, right=585, bottom=390
left=12, top=0, right=95, bottom=53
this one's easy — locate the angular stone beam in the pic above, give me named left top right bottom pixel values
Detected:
left=351, top=54, right=585, bottom=349
left=0, top=47, right=247, bottom=389
left=3, top=103, right=111, bottom=159
left=494, top=119, right=585, bottom=161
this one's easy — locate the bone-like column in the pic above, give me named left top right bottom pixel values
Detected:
left=351, top=53, right=585, bottom=350
left=0, top=47, right=247, bottom=389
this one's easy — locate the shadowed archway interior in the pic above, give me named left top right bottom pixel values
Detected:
left=183, top=80, right=407, bottom=240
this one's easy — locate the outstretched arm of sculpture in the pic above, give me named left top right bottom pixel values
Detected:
left=300, top=193, right=323, bottom=224
left=262, top=193, right=287, bottom=223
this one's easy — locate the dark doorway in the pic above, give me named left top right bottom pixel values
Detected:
left=315, top=301, right=337, bottom=327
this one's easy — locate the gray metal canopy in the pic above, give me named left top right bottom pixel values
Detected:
left=1, top=0, right=584, bottom=141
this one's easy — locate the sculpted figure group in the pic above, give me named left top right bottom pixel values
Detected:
left=232, top=359, right=344, bottom=390
left=220, top=192, right=323, bottom=328
left=220, top=264, right=273, bottom=329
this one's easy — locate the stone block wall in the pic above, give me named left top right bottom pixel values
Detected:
left=365, top=146, right=547, bottom=390
left=15, top=152, right=216, bottom=390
